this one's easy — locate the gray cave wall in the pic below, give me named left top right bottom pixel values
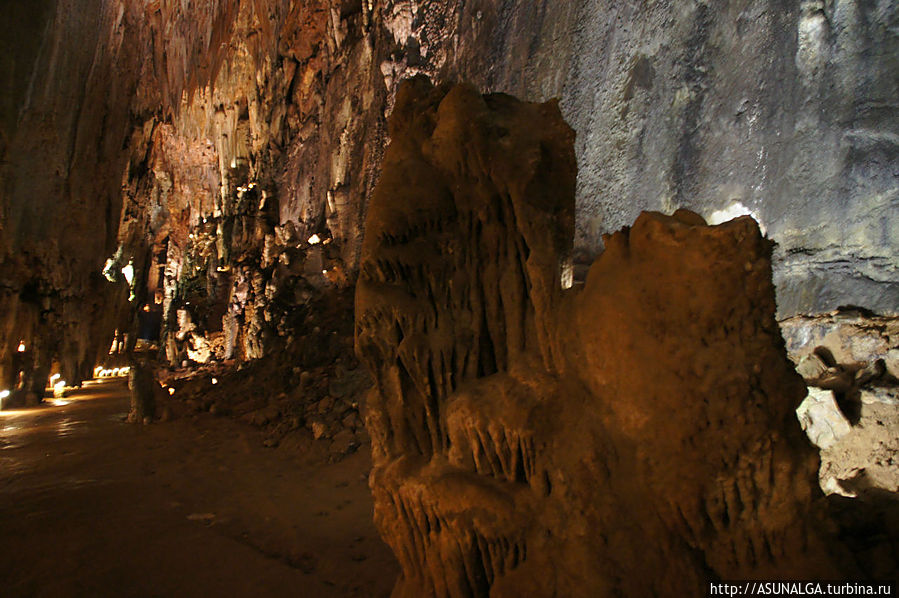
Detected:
left=395, top=0, right=898, bottom=317
left=0, top=0, right=896, bottom=385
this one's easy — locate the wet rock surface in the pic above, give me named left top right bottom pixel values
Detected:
left=356, top=80, right=898, bottom=597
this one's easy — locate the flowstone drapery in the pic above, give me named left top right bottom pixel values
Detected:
left=356, top=78, right=897, bottom=597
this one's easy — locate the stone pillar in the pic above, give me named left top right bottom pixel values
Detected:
left=128, top=359, right=156, bottom=423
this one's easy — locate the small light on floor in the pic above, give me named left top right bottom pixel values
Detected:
left=168, top=387, right=175, bottom=395
left=211, top=378, right=218, bottom=385
left=17, top=341, right=25, bottom=352
left=308, top=234, right=321, bottom=245
left=322, top=269, right=328, bottom=275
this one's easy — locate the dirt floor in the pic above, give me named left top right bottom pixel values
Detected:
left=0, top=378, right=398, bottom=598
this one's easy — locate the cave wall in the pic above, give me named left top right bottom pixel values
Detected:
left=121, top=0, right=899, bottom=321
left=382, top=0, right=899, bottom=316
left=1, top=0, right=896, bottom=389
left=0, top=0, right=146, bottom=391
left=116, top=0, right=391, bottom=364
left=127, top=0, right=899, bottom=329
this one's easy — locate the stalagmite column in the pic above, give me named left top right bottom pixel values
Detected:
left=356, top=78, right=897, bottom=597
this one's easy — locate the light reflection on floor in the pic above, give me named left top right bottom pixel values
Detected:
left=0, top=378, right=125, bottom=438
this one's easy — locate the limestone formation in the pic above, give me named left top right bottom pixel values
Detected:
left=3, top=3, right=896, bottom=397
left=128, top=359, right=157, bottom=423
left=357, top=79, right=897, bottom=597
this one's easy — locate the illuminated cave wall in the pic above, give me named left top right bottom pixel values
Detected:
left=0, top=0, right=144, bottom=391
left=1, top=1, right=896, bottom=388
left=374, top=0, right=899, bottom=316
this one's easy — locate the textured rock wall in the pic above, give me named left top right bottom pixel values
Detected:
left=356, top=78, right=897, bottom=597
left=379, top=0, right=899, bottom=316
left=1, top=1, right=895, bottom=392
left=0, top=0, right=390, bottom=382
left=0, top=0, right=147, bottom=392
left=114, top=0, right=899, bottom=337
left=116, top=0, right=390, bottom=364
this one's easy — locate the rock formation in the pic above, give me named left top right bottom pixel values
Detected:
left=0, top=2, right=896, bottom=592
left=357, top=79, right=897, bottom=597
left=2, top=2, right=896, bottom=401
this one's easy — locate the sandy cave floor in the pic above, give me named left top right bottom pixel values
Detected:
left=0, top=379, right=398, bottom=597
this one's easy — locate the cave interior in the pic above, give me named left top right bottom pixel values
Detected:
left=0, top=1, right=897, bottom=596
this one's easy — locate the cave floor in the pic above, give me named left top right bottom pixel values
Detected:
left=0, top=379, right=397, bottom=598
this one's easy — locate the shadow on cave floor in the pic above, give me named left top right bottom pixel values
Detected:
left=0, top=379, right=397, bottom=597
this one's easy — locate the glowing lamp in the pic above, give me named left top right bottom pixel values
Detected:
left=17, top=341, right=25, bottom=352
left=308, top=234, right=321, bottom=245
left=122, top=263, right=134, bottom=285
left=168, top=388, right=175, bottom=395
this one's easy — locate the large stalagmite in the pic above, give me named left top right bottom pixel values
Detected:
left=356, top=78, right=897, bottom=597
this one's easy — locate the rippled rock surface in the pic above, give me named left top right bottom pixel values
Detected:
left=356, top=79, right=898, bottom=597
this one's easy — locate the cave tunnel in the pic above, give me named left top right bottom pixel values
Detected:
left=0, top=1, right=897, bottom=596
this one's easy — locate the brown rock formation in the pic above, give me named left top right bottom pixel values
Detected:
left=4, top=2, right=895, bottom=399
left=356, top=79, right=895, bottom=597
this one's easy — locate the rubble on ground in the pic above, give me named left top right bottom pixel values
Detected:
left=784, top=310, right=899, bottom=497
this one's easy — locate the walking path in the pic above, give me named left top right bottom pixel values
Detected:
left=0, top=379, right=396, bottom=597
